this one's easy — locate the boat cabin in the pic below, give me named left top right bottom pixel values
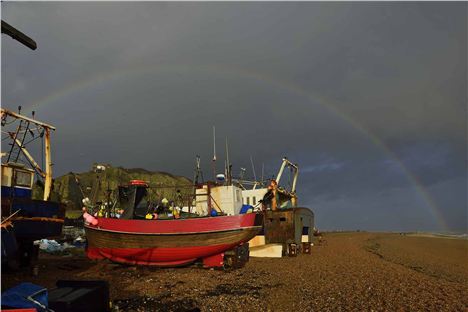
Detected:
left=1, top=163, right=35, bottom=198
left=195, top=184, right=243, bottom=216
left=242, top=188, right=267, bottom=208
left=117, top=180, right=150, bottom=219
left=114, top=179, right=246, bottom=219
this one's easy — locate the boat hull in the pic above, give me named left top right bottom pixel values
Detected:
left=1, top=197, right=65, bottom=240
left=85, top=213, right=263, bottom=267
left=1, top=195, right=65, bottom=268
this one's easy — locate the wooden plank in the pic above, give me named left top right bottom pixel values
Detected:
left=250, top=244, right=283, bottom=258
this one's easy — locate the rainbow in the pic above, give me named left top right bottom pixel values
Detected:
left=19, top=63, right=448, bottom=231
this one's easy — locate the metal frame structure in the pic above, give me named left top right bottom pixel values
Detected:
left=1, top=108, right=56, bottom=200
left=275, top=157, right=299, bottom=195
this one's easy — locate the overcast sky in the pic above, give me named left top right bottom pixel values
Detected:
left=1, top=2, right=466, bottom=232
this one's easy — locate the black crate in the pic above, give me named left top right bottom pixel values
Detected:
left=48, top=280, right=109, bottom=312
left=224, top=243, right=250, bottom=269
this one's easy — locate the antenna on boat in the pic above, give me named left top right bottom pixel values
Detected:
left=224, top=159, right=228, bottom=184
left=194, top=155, right=203, bottom=185
left=225, top=137, right=232, bottom=185
left=212, top=126, right=216, bottom=181
left=212, top=126, right=216, bottom=162
left=261, top=163, right=265, bottom=186
left=250, top=155, right=257, bottom=183
left=239, top=168, right=246, bottom=180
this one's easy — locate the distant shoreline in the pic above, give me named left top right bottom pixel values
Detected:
left=323, top=230, right=468, bottom=240
left=405, top=232, right=468, bottom=240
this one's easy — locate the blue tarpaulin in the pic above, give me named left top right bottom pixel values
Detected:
left=240, top=204, right=253, bottom=214
left=1, top=282, right=49, bottom=311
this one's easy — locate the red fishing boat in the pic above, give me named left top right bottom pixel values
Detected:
left=85, top=213, right=262, bottom=267
left=84, top=180, right=263, bottom=268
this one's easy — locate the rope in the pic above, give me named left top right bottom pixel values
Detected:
left=1, top=209, right=21, bottom=224
left=14, top=217, right=64, bottom=223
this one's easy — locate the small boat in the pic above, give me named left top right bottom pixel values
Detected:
left=84, top=180, right=263, bottom=267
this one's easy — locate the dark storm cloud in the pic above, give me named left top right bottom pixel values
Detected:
left=2, top=2, right=466, bottom=232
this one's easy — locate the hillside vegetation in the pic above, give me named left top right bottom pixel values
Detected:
left=33, top=164, right=192, bottom=212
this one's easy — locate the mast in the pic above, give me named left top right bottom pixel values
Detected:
left=43, top=127, right=52, bottom=200
left=193, top=155, right=202, bottom=185
left=261, top=163, right=265, bottom=186
left=212, top=126, right=216, bottom=181
left=250, top=155, right=257, bottom=183
left=225, top=137, right=231, bottom=185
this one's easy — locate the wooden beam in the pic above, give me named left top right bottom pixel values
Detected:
left=1, top=20, right=37, bottom=50
left=1, top=108, right=55, bottom=130
left=44, top=128, right=52, bottom=201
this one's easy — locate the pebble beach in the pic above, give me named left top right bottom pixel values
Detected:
left=2, top=232, right=467, bottom=311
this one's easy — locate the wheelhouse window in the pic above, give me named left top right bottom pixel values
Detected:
left=14, top=170, right=33, bottom=188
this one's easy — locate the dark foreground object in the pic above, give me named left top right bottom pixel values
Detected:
left=48, top=280, right=110, bottom=312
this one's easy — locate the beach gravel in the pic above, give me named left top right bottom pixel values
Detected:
left=2, top=232, right=467, bottom=311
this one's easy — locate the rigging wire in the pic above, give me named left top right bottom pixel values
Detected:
left=1, top=118, right=18, bottom=126
left=23, top=135, right=41, bottom=146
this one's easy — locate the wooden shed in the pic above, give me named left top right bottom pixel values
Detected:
left=263, top=207, right=314, bottom=253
